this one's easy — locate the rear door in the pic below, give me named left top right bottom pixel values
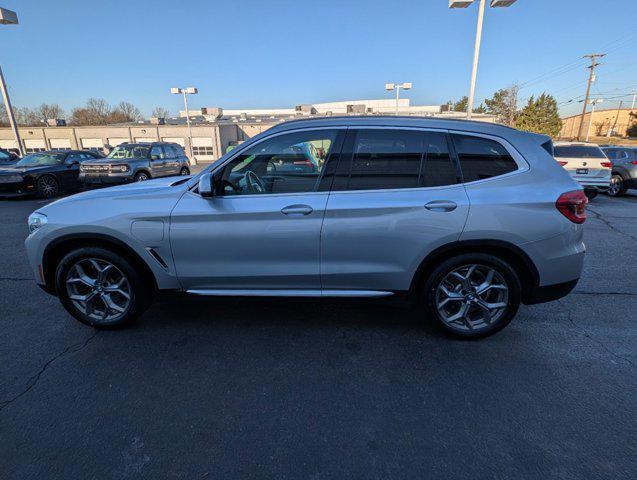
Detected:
left=162, top=145, right=181, bottom=175
left=149, top=145, right=167, bottom=177
left=320, top=128, right=469, bottom=293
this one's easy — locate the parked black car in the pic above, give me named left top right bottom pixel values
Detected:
left=79, top=142, right=190, bottom=186
left=0, top=150, right=103, bottom=198
left=600, top=146, right=637, bottom=197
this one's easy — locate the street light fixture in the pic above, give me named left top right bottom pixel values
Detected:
left=385, top=82, right=412, bottom=115
left=0, top=7, right=24, bottom=156
left=450, top=0, right=518, bottom=119
left=171, top=86, right=198, bottom=161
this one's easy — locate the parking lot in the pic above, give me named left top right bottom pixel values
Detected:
left=0, top=192, right=635, bottom=479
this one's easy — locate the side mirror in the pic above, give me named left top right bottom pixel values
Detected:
left=198, top=173, right=214, bottom=198
left=150, top=155, right=159, bottom=161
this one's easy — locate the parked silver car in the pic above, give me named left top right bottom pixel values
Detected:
left=25, top=117, right=587, bottom=338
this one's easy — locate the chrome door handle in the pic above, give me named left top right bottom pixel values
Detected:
left=424, top=200, right=457, bottom=212
left=281, top=204, right=313, bottom=216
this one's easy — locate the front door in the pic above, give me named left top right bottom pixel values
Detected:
left=321, top=128, right=470, bottom=292
left=149, top=145, right=167, bottom=177
left=170, top=128, right=344, bottom=291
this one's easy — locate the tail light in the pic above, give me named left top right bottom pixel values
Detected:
left=556, top=190, right=588, bottom=224
left=557, top=161, right=568, bottom=166
left=601, top=161, right=612, bottom=168
left=631, top=161, right=637, bottom=165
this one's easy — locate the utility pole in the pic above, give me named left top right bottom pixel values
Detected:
left=606, top=100, right=623, bottom=141
left=585, top=99, right=603, bottom=143
left=577, top=53, right=605, bottom=141
left=632, top=90, right=636, bottom=110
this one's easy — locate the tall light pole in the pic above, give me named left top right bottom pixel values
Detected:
left=631, top=90, right=636, bottom=110
left=585, top=98, right=602, bottom=143
left=171, top=86, right=197, bottom=161
left=449, top=0, right=518, bottom=120
left=0, top=7, right=24, bottom=156
left=385, top=82, right=412, bottom=115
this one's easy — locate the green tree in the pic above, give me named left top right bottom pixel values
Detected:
left=515, top=93, right=562, bottom=138
left=450, top=96, right=486, bottom=114
left=484, top=85, right=519, bottom=126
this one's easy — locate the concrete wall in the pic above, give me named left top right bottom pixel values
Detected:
left=559, top=108, right=637, bottom=140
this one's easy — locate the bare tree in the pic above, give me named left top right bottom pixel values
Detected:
left=485, top=84, right=519, bottom=126
left=15, top=107, right=41, bottom=126
left=71, top=98, right=111, bottom=125
left=151, top=107, right=170, bottom=119
left=108, top=101, right=143, bottom=123
left=35, top=103, right=64, bottom=122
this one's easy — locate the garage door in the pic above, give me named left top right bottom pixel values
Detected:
left=49, top=138, right=72, bottom=151
left=0, top=139, right=18, bottom=150
left=81, top=138, right=103, bottom=151
left=192, top=137, right=215, bottom=161
left=24, top=139, right=46, bottom=153
left=107, top=137, right=128, bottom=147
left=162, top=137, right=185, bottom=147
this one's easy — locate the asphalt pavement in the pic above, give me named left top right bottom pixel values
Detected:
left=0, top=192, right=635, bottom=479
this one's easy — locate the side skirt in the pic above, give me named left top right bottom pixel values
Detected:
left=186, top=289, right=395, bottom=298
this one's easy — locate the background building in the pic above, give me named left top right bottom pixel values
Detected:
left=559, top=107, right=637, bottom=140
left=0, top=99, right=496, bottom=163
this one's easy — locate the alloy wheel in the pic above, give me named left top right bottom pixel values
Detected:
left=38, top=176, right=58, bottom=197
left=65, top=258, right=132, bottom=323
left=435, top=264, right=509, bottom=332
left=607, top=176, right=622, bottom=196
left=136, top=173, right=148, bottom=182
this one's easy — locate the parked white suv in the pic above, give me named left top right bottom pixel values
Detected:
left=25, top=117, right=587, bottom=339
left=553, top=142, right=612, bottom=199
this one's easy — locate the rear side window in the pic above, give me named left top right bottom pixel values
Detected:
left=336, top=129, right=458, bottom=191
left=451, top=134, right=518, bottom=182
left=553, top=145, right=606, bottom=159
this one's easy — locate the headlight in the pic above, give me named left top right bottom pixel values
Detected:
left=113, top=164, right=129, bottom=173
left=28, top=212, right=47, bottom=234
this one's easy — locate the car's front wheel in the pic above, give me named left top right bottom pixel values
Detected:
left=36, top=175, right=59, bottom=198
left=423, top=253, right=521, bottom=339
left=134, top=172, right=150, bottom=182
left=606, top=174, right=627, bottom=197
left=55, top=247, right=153, bottom=328
left=179, top=167, right=190, bottom=175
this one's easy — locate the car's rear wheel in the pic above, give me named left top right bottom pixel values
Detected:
left=179, top=167, right=190, bottom=175
left=606, top=174, right=626, bottom=197
left=55, top=247, right=153, bottom=328
left=423, top=253, right=521, bottom=339
left=36, top=175, right=59, bottom=198
left=134, top=172, right=149, bottom=182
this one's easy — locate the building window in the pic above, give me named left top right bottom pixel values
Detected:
left=192, top=146, right=214, bottom=156
left=25, top=147, right=47, bottom=153
left=51, top=147, right=72, bottom=152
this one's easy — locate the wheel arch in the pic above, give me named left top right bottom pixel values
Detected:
left=42, top=233, right=158, bottom=295
left=410, top=240, right=540, bottom=303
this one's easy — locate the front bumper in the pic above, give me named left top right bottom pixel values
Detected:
left=0, top=178, right=35, bottom=197
left=79, top=173, right=134, bottom=185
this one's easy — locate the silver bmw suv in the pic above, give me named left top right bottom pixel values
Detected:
left=25, top=117, right=587, bottom=338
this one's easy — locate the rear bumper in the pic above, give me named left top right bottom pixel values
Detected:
left=523, top=278, right=579, bottom=305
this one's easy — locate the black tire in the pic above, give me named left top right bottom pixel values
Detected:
left=36, top=175, right=59, bottom=198
left=606, top=174, right=627, bottom=197
left=584, top=189, right=598, bottom=200
left=54, top=247, right=154, bottom=329
left=179, top=167, right=190, bottom=175
left=134, top=171, right=150, bottom=182
left=422, top=253, right=521, bottom=339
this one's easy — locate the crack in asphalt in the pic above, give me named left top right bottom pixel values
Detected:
left=0, top=332, right=98, bottom=413
left=588, top=207, right=637, bottom=243
left=558, top=299, right=636, bottom=369
left=572, top=290, right=637, bottom=296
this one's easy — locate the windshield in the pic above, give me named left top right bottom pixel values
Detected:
left=107, top=145, right=150, bottom=159
left=15, top=152, right=65, bottom=167
left=554, top=146, right=606, bottom=159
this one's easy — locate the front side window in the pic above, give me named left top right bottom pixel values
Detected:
left=451, top=134, right=518, bottom=182
left=215, top=130, right=338, bottom=196
left=335, top=129, right=458, bottom=191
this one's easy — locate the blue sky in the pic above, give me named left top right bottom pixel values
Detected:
left=2, top=0, right=636, bottom=118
